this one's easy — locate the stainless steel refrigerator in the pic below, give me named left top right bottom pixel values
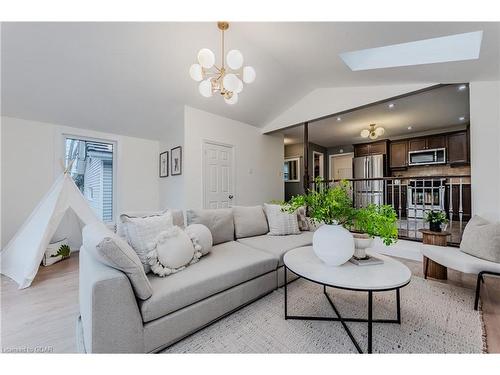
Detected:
left=353, top=154, right=385, bottom=207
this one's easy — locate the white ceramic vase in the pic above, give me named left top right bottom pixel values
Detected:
left=352, top=233, right=374, bottom=260
left=312, top=224, right=354, bottom=266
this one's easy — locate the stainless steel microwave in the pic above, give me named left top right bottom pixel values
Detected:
left=408, top=148, right=446, bottom=166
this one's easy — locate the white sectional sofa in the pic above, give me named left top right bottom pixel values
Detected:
left=77, top=207, right=313, bottom=353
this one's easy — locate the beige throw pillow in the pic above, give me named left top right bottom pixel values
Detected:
left=264, top=203, right=300, bottom=236
left=460, top=215, right=500, bottom=263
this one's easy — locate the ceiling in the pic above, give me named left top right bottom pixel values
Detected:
left=282, top=84, right=470, bottom=147
left=1, top=22, right=499, bottom=140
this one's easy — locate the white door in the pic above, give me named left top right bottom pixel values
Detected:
left=203, top=142, right=235, bottom=209
left=329, top=153, right=353, bottom=181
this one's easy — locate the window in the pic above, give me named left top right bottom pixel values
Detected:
left=64, top=137, right=115, bottom=222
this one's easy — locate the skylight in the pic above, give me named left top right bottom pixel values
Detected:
left=340, top=31, right=483, bottom=71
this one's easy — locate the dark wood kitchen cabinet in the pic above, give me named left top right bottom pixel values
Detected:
left=354, top=140, right=387, bottom=157
left=408, top=138, right=426, bottom=152
left=447, top=131, right=469, bottom=165
left=408, top=135, right=446, bottom=151
left=389, top=140, right=408, bottom=169
left=426, top=135, right=446, bottom=149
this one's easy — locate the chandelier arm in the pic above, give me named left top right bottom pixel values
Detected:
left=221, top=27, right=225, bottom=70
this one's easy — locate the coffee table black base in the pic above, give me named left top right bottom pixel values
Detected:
left=284, top=266, right=403, bottom=354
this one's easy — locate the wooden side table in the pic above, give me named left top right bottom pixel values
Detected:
left=419, top=229, right=451, bottom=280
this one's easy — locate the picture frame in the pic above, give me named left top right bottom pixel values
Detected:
left=171, top=146, right=182, bottom=175
left=159, top=151, right=169, bottom=178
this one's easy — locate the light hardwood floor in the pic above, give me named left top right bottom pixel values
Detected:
left=1, top=253, right=499, bottom=353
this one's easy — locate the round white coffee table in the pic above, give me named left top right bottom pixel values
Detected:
left=283, top=246, right=411, bottom=354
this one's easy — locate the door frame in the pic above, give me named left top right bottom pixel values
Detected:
left=312, top=151, right=325, bottom=179
left=202, top=139, right=236, bottom=209
left=328, top=152, right=354, bottom=181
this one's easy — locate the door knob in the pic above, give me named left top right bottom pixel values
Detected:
left=229, top=195, right=234, bottom=199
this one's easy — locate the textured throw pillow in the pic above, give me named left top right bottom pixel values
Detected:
left=264, top=203, right=301, bottom=236
left=117, top=209, right=184, bottom=238
left=186, top=208, right=234, bottom=245
left=296, top=206, right=310, bottom=231
left=185, top=224, right=213, bottom=256
left=122, top=211, right=174, bottom=272
left=232, top=205, right=269, bottom=239
left=460, top=215, right=500, bottom=263
left=82, top=222, right=153, bottom=300
left=147, top=226, right=199, bottom=277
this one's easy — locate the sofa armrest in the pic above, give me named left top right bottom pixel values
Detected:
left=79, top=248, right=145, bottom=353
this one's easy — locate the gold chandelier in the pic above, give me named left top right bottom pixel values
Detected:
left=189, top=22, right=256, bottom=105
left=361, top=124, right=385, bottom=140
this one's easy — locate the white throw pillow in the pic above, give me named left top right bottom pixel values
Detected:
left=264, top=203, right=301, bottom=236
left=147, top=226, right=199, bottom=277
left=122, top=211, right=173, bottom=272
left=460, top=215, right=500, bottom=263
left=185, top=224, right=213, bottom=256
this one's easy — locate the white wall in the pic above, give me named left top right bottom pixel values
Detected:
left=158, top=112, right=185, bottom=210
left=1, top=116, right=160, bottom=248
left=470, top=81, right=500, bottom=221
left=184, top=106, right=284, bottom=209
left=262, top=83, right=436, bottom=133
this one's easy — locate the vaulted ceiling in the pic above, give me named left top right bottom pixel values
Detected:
left=1, top=22, right=499, bottom=140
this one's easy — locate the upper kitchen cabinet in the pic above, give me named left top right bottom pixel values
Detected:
left=408, top=135, right=446, bottom=151
left=354, top=140, right=387, bottom=157
left=389, top=140, right=408, bottom=169
left=447, top=131, right=469, bottom=165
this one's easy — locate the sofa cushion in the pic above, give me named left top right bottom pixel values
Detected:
left=423, top=244, right=500, bottom=275
left=82, top=222, right=153, bottom=300
left=264, top=203, right=300, bottom=236
left=139, top=241, right=278, bottom=322
left=237, top=231, right=314, bottom=266
left=186, top=208, right=234, bottom=245
left=460, top=215, right=500, bottom=263
left=232, top=205, right=269, bottom=239
left=117, top=209, right=184, bottom=238
left=121, top=211, right=174, bottom=273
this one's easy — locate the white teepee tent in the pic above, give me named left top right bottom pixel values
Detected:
left=1, top=170, right=100, bottom=289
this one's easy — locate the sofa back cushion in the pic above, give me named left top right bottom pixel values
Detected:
left=264, top=203, right=300, bottom=236
left=82, top=222, right=153, bottom=300
left=186, top=208, right=234, bottom=245
left=460, top=215, right=500, bottom=263
left=232, top=205, right=269, bottom=239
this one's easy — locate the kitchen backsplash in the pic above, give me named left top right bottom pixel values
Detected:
left=391, top=165, right=471, bottom=183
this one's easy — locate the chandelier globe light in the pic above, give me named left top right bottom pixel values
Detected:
left=189, top=22, right=256, bottom=105
left=361, top=124, right=385, bottom=140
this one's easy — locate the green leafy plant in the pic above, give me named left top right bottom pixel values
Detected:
left=282, top=177, right=398, bottom=246
left=283, top=178, right=354, bottom=225
left=424, top=210, right=449, bottom=224
left=51, top=244, right=71, bottom=258
left=352, top=204, right=398, bottom=246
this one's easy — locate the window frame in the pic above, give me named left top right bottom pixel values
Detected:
left=62, top=134, right=118, bottom=224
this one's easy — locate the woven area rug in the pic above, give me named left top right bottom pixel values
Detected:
left=163, top=276, right=485, bottom=353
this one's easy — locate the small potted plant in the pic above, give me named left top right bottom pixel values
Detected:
left=424, top=210, right=449, bottom=232
left=351, top=204, right=398, bottom=259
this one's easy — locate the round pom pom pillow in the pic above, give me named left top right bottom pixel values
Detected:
left=185, top=224, right=213, bottom=256
left=148, top=226, right=196, bottom=277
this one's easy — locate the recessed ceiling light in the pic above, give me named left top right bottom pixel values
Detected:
left=458, top=84, right=467, bottom=91
left=339, top=31, right=483, bottom=71
left=407, top=126, right=413, bottom=130
left=388, top=103, right=395, bottom=109
left=459, top=116, right=465, bottom=121
left=336, top=117, right=342, bottom=121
